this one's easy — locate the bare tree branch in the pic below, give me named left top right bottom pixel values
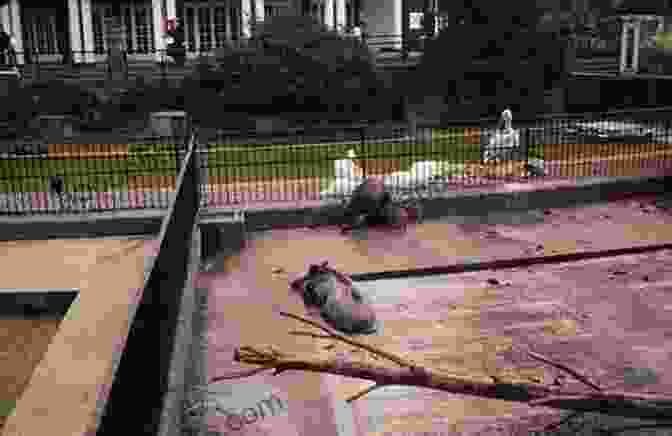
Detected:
left=232, top=344, right=672, bottom=421
left=346, top=383, right=387, bottom=403
left=218, top=311, right=672, bottom=423
left=525, top=349, right=603, bottom=392
left=279, top=311, right=417, bottom=369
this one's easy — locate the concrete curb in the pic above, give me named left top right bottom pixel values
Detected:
left=237, top=175, right=671, bottom=232
left=0, top=209, right=165, bottom=241
left=157, top=224, right=201, bottom=436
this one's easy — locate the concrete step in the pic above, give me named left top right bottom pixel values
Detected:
left=576, top=57, right=620, bottom=73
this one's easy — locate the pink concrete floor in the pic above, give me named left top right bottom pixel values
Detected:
left=196, top=195, right=672, bottom=436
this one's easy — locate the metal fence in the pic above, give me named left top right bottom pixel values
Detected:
left=97, top=129, right=200, bottom=435
left=0, top=136, right=185, bottom=214
left=200, top=109, right=672, bottom=207
left=1, top=107, right=672, bottom=215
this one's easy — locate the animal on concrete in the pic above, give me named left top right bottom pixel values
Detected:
left=340, top=177, right=423, bottom=233
left=290, top=261, right=378, bottom=335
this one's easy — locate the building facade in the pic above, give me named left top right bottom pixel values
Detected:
left=0, top=0, right=366, bottom=65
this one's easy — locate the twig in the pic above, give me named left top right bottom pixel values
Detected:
left=279, top=311, right=416, bottom=369
left=210, top=366, right=270, bottom=383
left=289, top=330, right=333, bottom=339
left=529, top=394, right=593, bottom=407
left=526, top=349, right=603, bottom=392
left=346, top=383, right=386, bottom=403
left=233, top=345, right=672, bottom=422
left=535, top=410, right=584, bottom=433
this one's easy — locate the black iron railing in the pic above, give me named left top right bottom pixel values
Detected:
left=97, top=128, right=200, bottom=435
left=1, top=107, right=671, bottom=215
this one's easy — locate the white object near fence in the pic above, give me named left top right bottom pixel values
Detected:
left=322, top=149, right=364, bottom=197
left=483, top=108, right=521, bottom=163
left=333, top=149, right=361, bottom=179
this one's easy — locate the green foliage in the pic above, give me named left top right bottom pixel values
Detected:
left=22, top=80, right=100, bottom=118
left=206, top=136, right=484, bottom=182
left=653, top=32, right=672, bottom=50
left=0, top=157, right=128, bottom=193
left=417, top=23, right=565, bottom=119
left=127, top=143, right=178, bottom=176
left=640, top=46, right=672, bottom=75
left=119, top=77, right=185, bottom=115
left=182, top=14, right=400, bottom=126
left=0, top=398, right=16, bottom=420
left=0, top=86, right=34, bottom=135
left=447, top=0, right=544, bottom=29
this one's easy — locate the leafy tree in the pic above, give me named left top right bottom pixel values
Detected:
left=183, top=15, right=404, bottom=127
left=414, top=0, right=566, bottom=119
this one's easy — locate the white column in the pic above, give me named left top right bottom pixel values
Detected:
left=152, top=0, right=165, bottom=61
left=1, top=0, right=24, bottom=65
left=255, top=0, right=264, bottom=24
left=241, top=0, right=252, bottom=38
left=81, top=0, right=95, bottom=63
left=68, top=0, right=83, bottom=63
left=0, top=5, right=9, bottom=43
left=632, top=18, right=641, bottom=73
left=0, top=6, right=9, bottom=30
left=619, top=18, right=629, bottom=74
left=335, top=0, right=346, bottom=33
left=224, top=0, right=232, bottom=41
left=324, top=0, right=334, bottom=29
left=362, top=0, right=402, bottom=50
left=166, top=0, right=177, bottom=20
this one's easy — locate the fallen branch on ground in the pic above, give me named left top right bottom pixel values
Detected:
left=219, top=311, right=672, bottom=422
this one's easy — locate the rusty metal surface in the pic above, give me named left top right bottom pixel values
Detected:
left=199, top=194, right=672, bottom=436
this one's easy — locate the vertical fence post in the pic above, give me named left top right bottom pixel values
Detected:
left=360, top=126, right=367, bottom=177
left=191, top=133, right=201, bottom=214
left=176, top=141, right=181, bottom=178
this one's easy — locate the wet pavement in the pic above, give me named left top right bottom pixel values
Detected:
left=195, top=194, right=672, bottom=436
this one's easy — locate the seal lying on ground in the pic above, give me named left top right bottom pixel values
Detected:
left=290, top=261, right=378, bottom=335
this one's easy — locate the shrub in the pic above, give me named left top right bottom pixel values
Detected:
left=0, top=85, right=35, bottom=136
left=416, top=24, right=565, bottom=119
left=182, top=14, right=398, bottom=126
left=22, top=80, right=101, bottom=118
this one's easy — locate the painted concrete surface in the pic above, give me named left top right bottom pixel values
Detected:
left=348, top=250, right=672, bottom=435
left=198, top=195, right=672, bottom=436
left=0, top=238, right=149, bottom=436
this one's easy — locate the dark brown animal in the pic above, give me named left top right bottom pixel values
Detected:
left=290, top=261, right=378, bottom=335
left=340, top=177, right=423, bottom=233
left=341, top=177, right=388, bottom=230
